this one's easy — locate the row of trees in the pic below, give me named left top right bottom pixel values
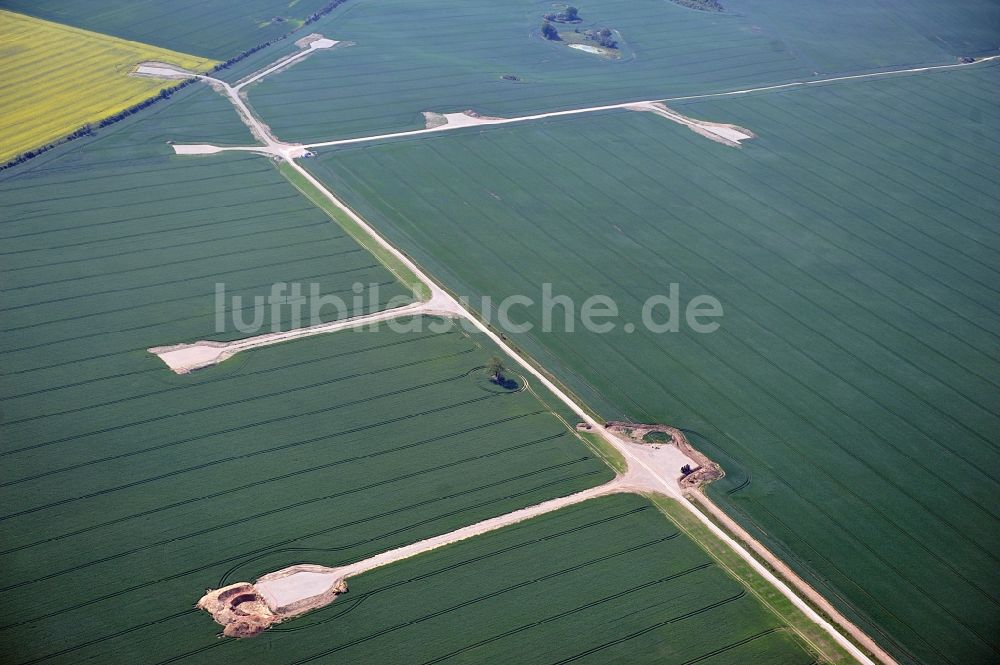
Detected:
left=2, top=77, right=195, bottom=171
left=672, top=0, right=724, bottom=11
left=212, top=0, right=349, bottom=73
left=1, top=122, right=95, bottom=171
left=99, top=80, right=192, bottom=128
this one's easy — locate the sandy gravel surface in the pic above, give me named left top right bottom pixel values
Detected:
left=626, top=101, right=755, bottom=147
left=134, top=63, right=193, bottom=79
left=171, top=144, right=225, bottom=155
left=149, top=300, right=439, bottom=373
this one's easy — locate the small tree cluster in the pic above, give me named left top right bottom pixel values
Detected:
left=544, top=6, right=580, bottom=22
left=487, top=356, right=505, bottom=383
left=672, top=0, right=724, bottom=11
left=487, top=357, right=518, bottom=390
left=541, top=21, right=560, bottom=41
left=584, top=27, right=617, bottom=49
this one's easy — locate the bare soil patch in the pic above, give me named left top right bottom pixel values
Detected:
left=197, top=583, right=279, bottom=637
left=422, top=111, right=448, bottom=128
left=198, top=565, right=348, bottom=637
left=422, top=110, right=506, bottom=130
left=256, top=564, right=349, bottom=616
left=133, top=62, right=194, bottom=79
left=604, top=421, right=723, bottom=488
left=628, top=102, right=755, bottom=147
left=295, top=33, right=326, bottom=48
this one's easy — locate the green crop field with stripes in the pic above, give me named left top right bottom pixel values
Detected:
left=307, top=62, right=1000, bottom=664
left=3, top=0, right=998, bottom=663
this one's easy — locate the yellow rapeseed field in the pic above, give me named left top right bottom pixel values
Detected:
left=0, top=10, right=217, bottom=162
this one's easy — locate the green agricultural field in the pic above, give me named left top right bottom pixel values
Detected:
left=307, top=62, right=1000, bottom=664
left=724, top=0, right=1000, bottom=73
left=0, top=85, right=412, bottom=373
left=241, top=0, right=1000, bottom=145
left=0, top=320, right=615, bottom=663
left=0, top=83, right=618, bottom=662
left=0, top=0, right=337, bottom=61
left=243, top=0, right=814, bottom=142
left=3, top=1, right=998, bottom=663
left=157, top=495, right=819, bottom=664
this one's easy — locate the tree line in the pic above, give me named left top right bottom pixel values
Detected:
left=670, top=0, right=724, bottom=12
left=2, top=0, right=352, bottom=171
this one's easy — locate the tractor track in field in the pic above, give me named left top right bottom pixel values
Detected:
left=139, top=36, right=997, bottom=665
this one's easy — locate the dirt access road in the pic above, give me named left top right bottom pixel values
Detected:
left=205, top=436, right=693, bottom=633
left=149, top=290, right=461, bottom=373
left=151, top=54, right=998, bottom=156
left=150, top=36, right=996, bottom=665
